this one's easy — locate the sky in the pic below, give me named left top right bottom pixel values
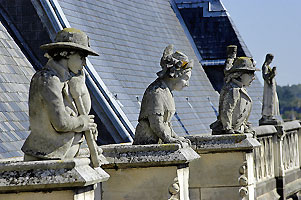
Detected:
left=221, top=0, right=301, bottom=86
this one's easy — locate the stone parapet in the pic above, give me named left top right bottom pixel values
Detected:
left=186, top=134, right=260, bottom=153
left=100, top=144, right=200, bottom=200
left=0, top=157, right=109, bottom=200
left=186, top=134, right=260, bottom=200
left=186, top=120, right=301, bottom=200
left=101, top=143, right=200, bottom=168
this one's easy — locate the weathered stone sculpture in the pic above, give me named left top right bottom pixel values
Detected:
left=210, top=57, right=259, bottom=135
left=224, top=45, right=237, bottom=76
left=133, top=45, right=193, bottom=147
left=22, top=28, right=99, bottom=161
left=259, top=53, right=281, bottom=125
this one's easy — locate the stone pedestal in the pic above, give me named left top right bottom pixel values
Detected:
left=0, top=157, right=109, bottom=200
left=100, top=144, right=200, bottom=200
left=259, top=117, right=282, bottom=126
left=186, top=134, right=260, bottom=200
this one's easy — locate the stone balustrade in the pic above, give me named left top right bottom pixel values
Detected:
left=186, top=120, right=301, bottom=200
left=254, top=120, right=301, bottom=200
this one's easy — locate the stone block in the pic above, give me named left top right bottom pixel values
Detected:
left=0, top=157, right=109, bottom=200
left=0, top=190, right=74, bottom=200
left=101, top=144, right=199, bottom=200
left=200, top=187, right=241, bottom=200
left=189, top=188, right=201, bottom=200
left=0, top=186, right=95, bottom=200
left=102, top=166, right=177, bottom=200
left=189, top=152, right=244, bottom=188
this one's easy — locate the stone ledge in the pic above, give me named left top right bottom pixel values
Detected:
left=0, top=158, right=109, bottom=193
left=186, top=134, right=260, bottom=153
left=101, top=144, right=200, bottom=169
left=254, top=120, right=301, bottom=137
left=254, top=125, right=277, bottom=136
left=283, top=120, right=301, bottom=132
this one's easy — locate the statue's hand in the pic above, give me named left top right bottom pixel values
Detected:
left=272, top=66, right=277, bottom=76
left=79, top=114, right=97, bottom=132
left=169, top=137, right=190, bottom=148
left=92, top=128, right=98, bottom=141
left=178, top=136, right=191, bottom=146
left=69, top=72, right=85, bottom=98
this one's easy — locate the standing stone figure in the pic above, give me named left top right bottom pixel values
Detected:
left=22, top=28, right=98, bottom=161
left=133, top=45, right=193, bottom=147
left=210, top=57, right=259, bottom=135
left=259, top=53, right=281, bottom=125
left=224, top=45, right=237, bottom=76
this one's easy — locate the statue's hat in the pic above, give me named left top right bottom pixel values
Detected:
left=229, top=57, right=260, bottom=73
left=40, top=28, right=99, bottom=56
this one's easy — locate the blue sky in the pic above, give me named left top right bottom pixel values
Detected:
left=221, top=0, right=301, bottom=86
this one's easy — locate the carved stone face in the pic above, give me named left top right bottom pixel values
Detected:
left=67, top=52, right=86, bottom=74
left=241, top=72, right=255, bottom=86
left=173, top=71, right=191, bottom=91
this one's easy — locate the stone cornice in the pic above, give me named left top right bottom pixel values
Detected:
left=101, top=144, right=200, bottom=169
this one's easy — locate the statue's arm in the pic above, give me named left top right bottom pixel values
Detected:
left=148, top=114, right=175, bottom=143
left=262, top=64, right=270, bottom=81
left=220, top=88, right=239, bottom=133
left=40, top=75, right=90, bottom=133
left=262, top=64, right=276, bottom=83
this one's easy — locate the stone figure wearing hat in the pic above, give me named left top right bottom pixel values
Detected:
left=259, top=53, right=281, bottom=125
left=22, top=28, right=99, bottom=161
left=210, top=57, right=259, bottom=135
left=133, top=45, right=193, bottom=147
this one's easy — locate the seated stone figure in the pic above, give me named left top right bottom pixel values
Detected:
left=22, top=28, right=98, bottom=161
left=133, top=45, right=193, bottom=147
left=210, top=57, right=259, bottom=135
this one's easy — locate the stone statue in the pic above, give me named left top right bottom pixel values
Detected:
left=259, top=53, right=281, bottom=125
left=22, top=28, right=99, bottom=161
left=133, top=45, right=193, bottom=147
left=224, top=45, right=237, bottom=76
left=210, top=57, right=259, bottom=135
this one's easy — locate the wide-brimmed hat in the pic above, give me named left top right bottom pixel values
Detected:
left=40, top=28, right=99, bottom=56
left=228, top=57, right=260, bottom=73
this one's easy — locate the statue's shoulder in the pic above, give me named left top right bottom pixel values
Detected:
left=223, top=82, right=240, bottom=98
left=32, top=67, right=59, bottom=85
left=146, top=79, right=168, bottom=95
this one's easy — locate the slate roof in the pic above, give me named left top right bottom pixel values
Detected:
left=0, top=21, right=35, bottom=158
left=175, top=0, right=263, bottom=125
left=0, top=0, right=265, bottom=158
left=56, top=0, right=220, bottom=136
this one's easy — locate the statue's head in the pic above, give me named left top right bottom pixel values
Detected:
left=226, top=57, right=259, bottom=86
left=265, top=53, right=274, bottom=65
left=157, top=45, right=193, bottom=79
left=40, top=28, right=99, bottom=74
left=226, top=45, right=237, bottom=59
left=157, top=45, right=193, bottom=91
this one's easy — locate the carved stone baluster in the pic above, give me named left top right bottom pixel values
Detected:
left=269, top=136, right=274, bottom=177
left=294, top=132, right=299, bottom=167
left=260, top=139, right=264, bottom=179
